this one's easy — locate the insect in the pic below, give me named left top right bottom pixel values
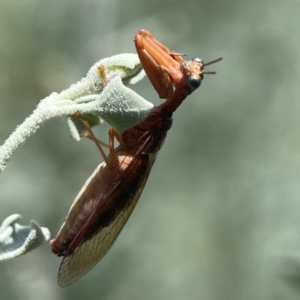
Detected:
left=50, top=29, right=222, bottom=287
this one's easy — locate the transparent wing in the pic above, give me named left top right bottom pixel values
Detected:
left=57, top=153, right=157, bottom=287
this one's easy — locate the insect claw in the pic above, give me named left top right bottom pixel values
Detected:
left=98, top=65, right=108, bottom=85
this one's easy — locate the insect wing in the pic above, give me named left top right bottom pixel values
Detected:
left=57, top=187, right=142, bottom=286
left=57, top=151, right=157, bottom=287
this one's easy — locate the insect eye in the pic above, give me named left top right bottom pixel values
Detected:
left=192, top=57, right=204, bottom=64
left=186, top=76, right=201, bottom=90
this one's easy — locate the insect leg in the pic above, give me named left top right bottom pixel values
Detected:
left=74, top=111, right=109, bottom=165
left=107, top=128, right=123, bottom=169
left=79, top=132, right=109, bottom=148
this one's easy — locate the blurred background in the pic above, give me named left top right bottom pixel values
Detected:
left=0, top=0, right=300, bottom=299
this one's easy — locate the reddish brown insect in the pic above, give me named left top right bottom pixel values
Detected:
left=50, top=29, right=222, bottom=287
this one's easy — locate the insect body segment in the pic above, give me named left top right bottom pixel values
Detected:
left=51, top=29, right=221, bottom=287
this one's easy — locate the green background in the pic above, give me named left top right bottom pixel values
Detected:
left=1, top=0, right=300, bottom=299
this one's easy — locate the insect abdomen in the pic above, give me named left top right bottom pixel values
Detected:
left=82, top=153, right=154, bottom=242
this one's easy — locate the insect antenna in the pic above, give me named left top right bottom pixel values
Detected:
left=202, top=71, right=217, bottom=75
left=202, top=57, right=222, bottom=75
left=203, top=57, right=223, bottom=67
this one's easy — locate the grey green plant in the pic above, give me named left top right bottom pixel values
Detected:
left=0, top=214, right=50, bottom=261
left=0, top=53, right=154, bottom=259
left=0, top=53, right=153, bottom=172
